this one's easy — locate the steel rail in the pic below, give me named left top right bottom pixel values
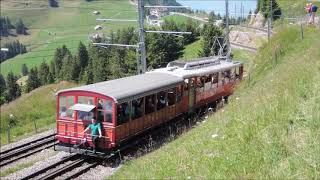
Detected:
left=38, top=158, right=87, bottom=180
left=0, top=133, right=56, bottom=155
left=0, top=143, right=55, bottom=167
left=0, top=138, right=56, bottom=163
left=19, top=154, right=80, bottom=180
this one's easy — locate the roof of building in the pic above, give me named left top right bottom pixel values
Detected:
left=57, top=72, right=184, bottom=103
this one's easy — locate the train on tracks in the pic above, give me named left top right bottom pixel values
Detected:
left=55, top=57, right=243, bottom=155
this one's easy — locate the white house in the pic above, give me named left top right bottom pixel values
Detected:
left=93, top=11, right=100, bottom=15
left=94, top=25, right=103, bottom=30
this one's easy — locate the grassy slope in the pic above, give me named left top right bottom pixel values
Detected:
left=111, top=27, right=320, bottom=179
left=0, top=0, right=137, bottom=76
left=0, top=81, right=77, bottom=145
left=163, top=14, right=199, bottom=24
left=179, top=38, right=202, bottom=60
left=277, top=0, right=320, bottom=17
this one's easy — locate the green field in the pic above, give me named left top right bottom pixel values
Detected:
left=163, top=14, right=201, bottom=24
left=0, top=81, right=77, bottom=145
left=111, top=26, right=320, bottom=179
left=1, top=0, right=137, bottom=76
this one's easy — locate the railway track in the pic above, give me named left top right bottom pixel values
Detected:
left=230, top=42, right=258, bottom=52
left=0, top=133, right=57, bottom=167
left=19, top=152, right=114, bottom=180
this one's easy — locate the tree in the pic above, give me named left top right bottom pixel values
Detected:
left=5, top=72, right=21, bottom=102
left=257, top=0, right=282, bottom=20
left=0, top=73, right=6, bottom=95
left=38, top=61, right=50, bottom=85
left=53, top=45, right=71, bottom=79
left=146, top=31, right=184, bottom=69
left=26, top=67, right=41, bottom=93
left=47, top=72, right=55, bottom=84
left=77, top=41, right=89, bottom=71
left=198, top=24, right=223, bottom=57
left=15, top=18, right=26, bottom=35
left=60, top=54, right=80, bottom=81
left=0, top=41, right=27, bottom=62
left=48, top=0, right=59, bottom=7
left=21, top=64, right=29, bottom=76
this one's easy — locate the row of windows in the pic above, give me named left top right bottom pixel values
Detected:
left=117, top=86, right=183, bottom=126
left=59, top=96, right=113, bottom=123
left=183, top=68, right=242, bottom=93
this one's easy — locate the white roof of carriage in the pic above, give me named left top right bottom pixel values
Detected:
left=57, top=72, right=184, bottom=103
left=152, top=58, right=243, bottom=79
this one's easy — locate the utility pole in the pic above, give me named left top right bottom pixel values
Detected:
left=95, top=1, right=191, bottom=74
left=225, top=0, right=231, bottom=61
left=270, top=0, right=273, bottom=28
left=138, top=0, right=147, bottom=74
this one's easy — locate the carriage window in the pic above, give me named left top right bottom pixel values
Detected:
left=224, top=70, right=231, bottom=83
left=145, top=94, right=155, bottom=114
left=78, top=96, right=94, bottom=105
left=132, top=98, right=144, bottom=120
left=167, top=88, right=176, bottom=106
left=197, top=77, right=205, bottom=92
left=212, top=73, right=219, bottom=87
left=77, top=110, right=94, bottom=121
left=157, top=91, right=167, bottom=110
left=176, top=85, right=182, bottom=103
left=59, top=96, right=74, bottom=119
left=235, top=67, right=240, bottom=78
left=183, top=79, right=189, bottom=96
left=117, top=102, right=130, bottom=126
left=97, top=99, right=113, bottom=123
left=219, top=72, right=225, bottom=85
left=205, top=75, right=212, bottom=90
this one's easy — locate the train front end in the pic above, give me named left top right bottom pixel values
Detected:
left=55, top=91, right=116, bottom=155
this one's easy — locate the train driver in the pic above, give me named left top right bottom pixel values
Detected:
left=83, top=117, right=102, bottom=153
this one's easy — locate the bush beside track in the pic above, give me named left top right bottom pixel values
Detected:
left=111, top=27, right=320, bottom=179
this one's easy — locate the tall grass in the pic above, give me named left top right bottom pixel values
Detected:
left=0, top=81, right=77, bottom=145
left=110, top=26, right=320, bottom=179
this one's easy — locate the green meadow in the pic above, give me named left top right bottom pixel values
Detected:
left=1, top=0, right=137, bottom=76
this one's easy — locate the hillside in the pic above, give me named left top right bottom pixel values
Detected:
left=0, top=81, right=77, bottom=145
left=111, top=27, right=320, bottom=179
left=0, top=0, right=137, bottom=76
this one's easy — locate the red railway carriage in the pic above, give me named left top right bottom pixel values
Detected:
left=55, top=57, right=243, bottom=154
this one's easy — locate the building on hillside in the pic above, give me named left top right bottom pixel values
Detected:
left=93, top=11, right=100, bottom=15
left=149, top=8, right=169, bottom=17
left=146, top=15, right=163, bottom=26
left=94, top=25, right=103, bottom=30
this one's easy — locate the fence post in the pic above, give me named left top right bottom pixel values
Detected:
left=300, top=23, right=304, bottom=39
left=268, top=18, right=271, bottom=41
left=33, top=119, right=38, bottom=133
left=7, top=126, right=11, bottom=143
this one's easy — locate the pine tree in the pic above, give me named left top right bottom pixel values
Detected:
left=47, top=72, right=55, bottom=84
left=48, top=0, right=59, bottom=7
left=26, top=67, right=41, bottom=92
left=15, top=18, right=26, bottom=35
left=38, top=61, right=50, bottom=85
left=5, top=72, right=21, bottom=102
left=257, top=0, right=281, bottom=20
left=77, top=42, right=89, bottom=70
left=21, top=64, right=29, bottom=76
left=49, top=60, right=56, bottom=79
left=198, top=24, right=223, bottom=57
left=0, top=73, right=6, bottom=95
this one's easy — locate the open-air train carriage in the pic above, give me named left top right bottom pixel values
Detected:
left=55, top=57, right=243, bottom=154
